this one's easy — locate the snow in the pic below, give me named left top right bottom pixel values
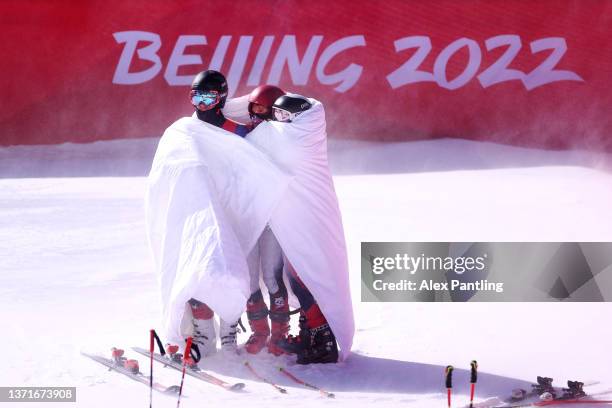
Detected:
left=1, top=137, right=611, bottom=408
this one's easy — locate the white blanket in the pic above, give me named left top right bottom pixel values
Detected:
left=145, top=116, right=291, bottom=345
left=245, top=99, right=355, bottom=360
left=147, top=101, right=354, bottom=360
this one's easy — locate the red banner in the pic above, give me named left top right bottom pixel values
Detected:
left=1, top=1, right=611, bottom=150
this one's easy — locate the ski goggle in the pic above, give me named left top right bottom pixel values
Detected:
left=190, top=90, right=223, bottom=109
left=272, top=107, right=294, bottom=122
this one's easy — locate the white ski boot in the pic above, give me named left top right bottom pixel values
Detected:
left=219, top=319, right=239, bottom=355
left=192, top=317, right=217, bottom=357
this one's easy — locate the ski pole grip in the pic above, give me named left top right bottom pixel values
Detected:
left=183, top=337, right=194, bottom=365
left=470, top=360, right=478, bottom=383
left=445, top=365, right=454, bottom=389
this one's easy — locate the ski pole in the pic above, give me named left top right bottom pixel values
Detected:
left=149, top=329, right=154, bottom=408
left=244, top=361, right=287, bottom=394
left=278, top=366, right=335, bottom=398
left=445, top=365, right=454, bottom=408
left=469, top=360, right=478, bottom=408
left=176, top=337, right=193, bottom=408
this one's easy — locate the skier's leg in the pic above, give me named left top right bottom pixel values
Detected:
left=247, top=242, right=262, bottom=295
left=284, top=263, right=338, bottom=364
left=188, top=298, right=217, bottom=357
left=259, top=226, right=289, bottom=355
left=245, top=236, right=270, bottom=354
left=260, top=227, right=281, bottom=295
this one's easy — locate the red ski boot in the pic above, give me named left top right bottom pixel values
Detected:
left=267, top=289, right=290, bottom=356
left=245, top=291, right=270, bottom=354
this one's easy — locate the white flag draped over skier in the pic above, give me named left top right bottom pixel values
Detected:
left=145, top=94, right=354, bottom=360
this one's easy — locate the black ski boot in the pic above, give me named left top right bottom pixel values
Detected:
left=533, top=376, right=556, bottom=399
left=563, top=381, right=586, bottom=399
left=296, top=323, right=338, bottom=365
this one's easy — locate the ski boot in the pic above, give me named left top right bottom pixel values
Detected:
left=563, top=381, right=586, bottom=398
left=533, top=376, right=556, bottom=399
left=190, top=299, right=217, bottom=357
left=276, top=314, right=308, bottom=355
left=220, top=319, right=239, bottom=354
left=296, top=322, right=339, bottom=365
left=192, top=317, right=216, bottom=357
left=296, top=304, right=338, bottom=364
left=267, top=288, right=290, bottom=356
left=245, top=291, right=270, bottom=354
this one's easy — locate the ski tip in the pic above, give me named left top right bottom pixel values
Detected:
left=165, top=385, right=181, bottom=395
left=231, top=383, right=246, bottom=391
left=279, top=387, right=288, bottom=394
left=327, top=392, right=336, bottom=398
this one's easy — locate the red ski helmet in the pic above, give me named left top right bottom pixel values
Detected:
left=248, top=85, right=286, bottom=120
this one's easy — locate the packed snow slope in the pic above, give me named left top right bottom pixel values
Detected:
left=1, top=138, right=611, bottom=408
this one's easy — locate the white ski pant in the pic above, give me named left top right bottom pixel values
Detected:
left=247, top=225, right=283, bottom=295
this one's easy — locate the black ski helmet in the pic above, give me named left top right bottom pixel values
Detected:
left=272, top=94, right=312, bottom=122
left=191, top=70, right=229, bottom=109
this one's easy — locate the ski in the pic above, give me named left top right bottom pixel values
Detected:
left=244, top=361, right=287, bottom=394
left=132, top=346, right=245, bottom=392
left=492, top=398, right=612, bottom=407
left=472, top=379, right=609, bottom=408
left=278, top=366, right=335, bottom=398
left=493, top=388, right=612, bottom=408
left=81, top=351, right=180, bottom=395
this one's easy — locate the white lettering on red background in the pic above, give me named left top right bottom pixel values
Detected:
left=112, top=32, right=366, bottom=95
left=387, top=36, right=584, bottom=90
left=112, top=32, right=583, bottom=93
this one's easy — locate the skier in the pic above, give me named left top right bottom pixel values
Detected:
left=145, top=70, right=292, bottom=359
left=186, top=70, right=250, bottom=356
left=244, top=93, right=355, bottom=364
left=270, top=94, right=338, bottom=364
left=243, top=85, right=292, bottom=356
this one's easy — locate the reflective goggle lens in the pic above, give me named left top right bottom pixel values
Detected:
left=273, top=107, right=292, bottom=122
left=190, top=90, right=220, bottom=107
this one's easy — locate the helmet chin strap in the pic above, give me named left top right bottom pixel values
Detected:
left=195, top=105, right=225, bottom=127
left=249, top=113, right=265, bottom=128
